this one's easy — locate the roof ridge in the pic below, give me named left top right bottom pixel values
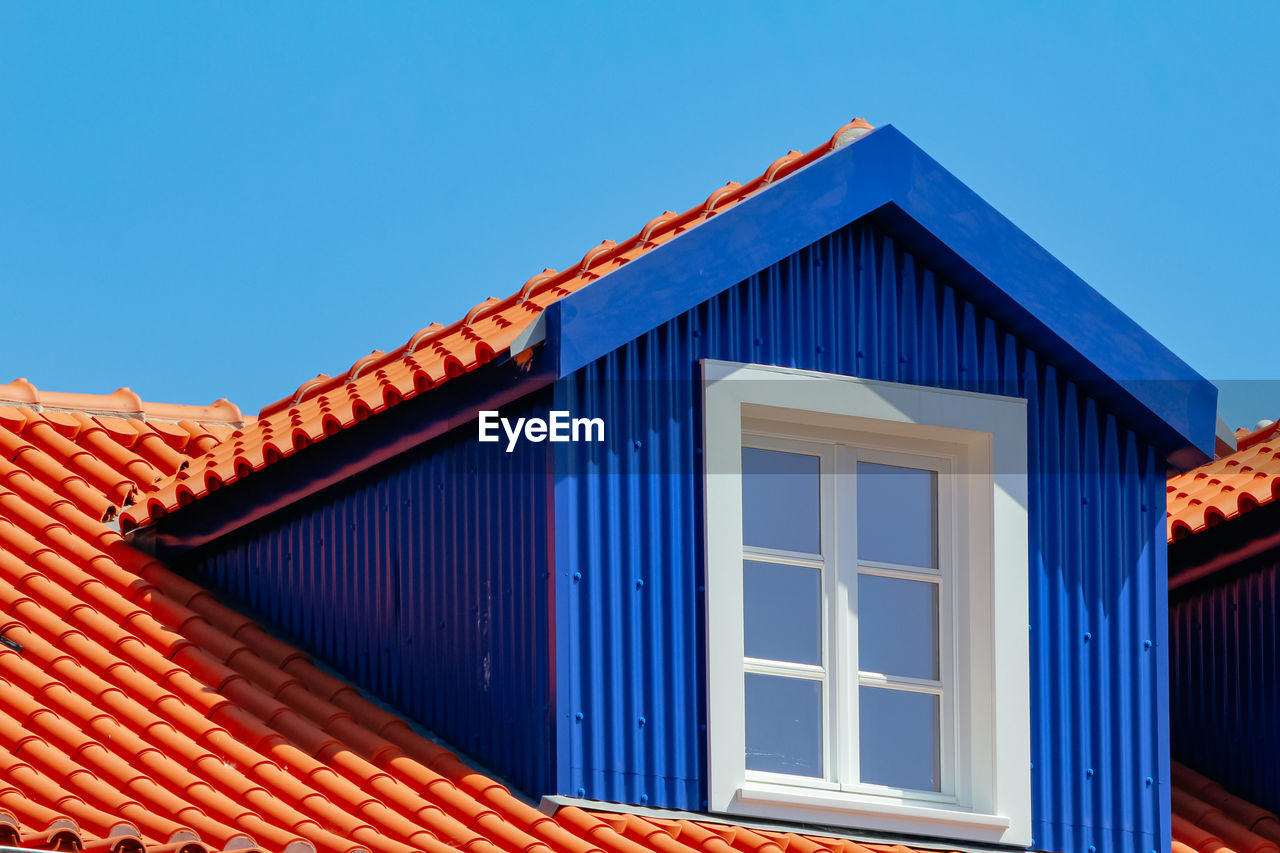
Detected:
left=0, top=379, right=245, bottom=427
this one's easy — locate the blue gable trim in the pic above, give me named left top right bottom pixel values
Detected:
left=541, top=125, right=1215, bottom=463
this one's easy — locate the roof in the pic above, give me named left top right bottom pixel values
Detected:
left=1167, top=419, right=1280, bottom=541
left=1172, top=761, right=1280, bottom=853
left=0, top=392, right=990, bottom=853
left=0, top=387, right=1268, bottom=853
left=117, top=119, right=877, bottom=533
left=123, top=118, right=1217, bottom=536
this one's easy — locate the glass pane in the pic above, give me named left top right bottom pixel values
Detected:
left=746, top=673, right=824, bottom=777
left=744, top=560, right=821, bottom=665
left=856, top=462, right=937, bottom=567
left=742, top=447, right=820, bottom=554
left=857, top=574, right=938, bottom=679
left=859, top=686, right=940, bottom=791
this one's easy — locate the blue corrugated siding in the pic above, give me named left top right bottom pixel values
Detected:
left=1171, top=548, right=1280, bottom=814
left=555, top=221, right=1170, bottom=853
left=185, top=391, right=556, bottom=796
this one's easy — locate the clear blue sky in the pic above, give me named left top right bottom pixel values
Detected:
left=2, top=3, right=1276, bottom=430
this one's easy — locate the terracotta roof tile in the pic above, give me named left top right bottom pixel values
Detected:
left=1168, top=420, right=1280, bottom=540
left=119, top=119, right=878, bottom=532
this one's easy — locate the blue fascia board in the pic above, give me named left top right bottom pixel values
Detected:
left=542, top=125, right=1215, bottom=463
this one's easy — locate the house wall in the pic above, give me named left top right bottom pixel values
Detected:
left=182, top=390, right=557, bottom=797
left=554, top=220, right=1171, bottom=853
left=1170, top=541, right=1280, bottom=814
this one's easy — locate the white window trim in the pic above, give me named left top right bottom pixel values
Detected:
left=702, top=360, right=1030, bottom=847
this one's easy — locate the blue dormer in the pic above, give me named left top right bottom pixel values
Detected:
left=136, top=123, right=1216, bottom=853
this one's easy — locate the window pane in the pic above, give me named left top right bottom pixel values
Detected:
left=742, top=447, right=820, bottom=554
left=857, top=574, right=938, bottom=679
left=858, top=686, right=940, bottom=791
left=744, top=560, right=822, bottom=665
left=745, top=673, right=824, bottom=777
left=856, top=462, right=937, bottom=567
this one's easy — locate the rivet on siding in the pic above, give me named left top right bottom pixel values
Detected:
left=638, top=716, right=646, bottom=727
left=633, top=439, right=642, bottom=450
left=1145, top=776, right=1154, bottom=787
left=1143, top=640, right=1152, bottom=650
left=1086, top=768, right=1094, bottom=778
left=856, top=349, right=865, bottom=358
left=899, top=355, right=908, bottom=363
left=639, top=794, right=649, bottom=805
left=1141, top=504, right=1148, bottom=512
left=753, top=337, right=763, bottom=346
left=1088, top=846, right=1096, bottom=853
left=1084, top=632, right=1092, bottom=642
left=816, top=345, right=826, bottom=354
left=574, top=712, right=584, bottom=722
left=573, top=571, right=582, bottom=583
left=1082, top=496, right=1090, bottom=505
left=576, top=787, right=586, bottom=797
left=635, top=579, right=645, bottom=589
left=692, top=329, right=701, bottom=339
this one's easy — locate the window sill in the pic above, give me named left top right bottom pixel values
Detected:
left=727, top=781, right=1013, bottom=845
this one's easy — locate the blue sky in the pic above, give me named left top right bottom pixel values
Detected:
left=2, top=3, right=1276, bottom=430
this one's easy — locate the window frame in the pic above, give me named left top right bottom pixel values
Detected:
left=703, top=360, right=1031, bottom=846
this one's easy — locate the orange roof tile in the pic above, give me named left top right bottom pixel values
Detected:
left=119, top=119, right=877, bottom=532
left=1168, top=420, right=1280, bottom=541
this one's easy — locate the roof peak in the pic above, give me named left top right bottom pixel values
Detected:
left=0, top=378, right=244, bottom=427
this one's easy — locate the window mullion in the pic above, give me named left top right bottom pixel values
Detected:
left=834, top=445, right=858, bottom=788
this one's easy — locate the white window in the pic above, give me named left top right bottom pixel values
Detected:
left=703, top=361, right=1030, bottom=847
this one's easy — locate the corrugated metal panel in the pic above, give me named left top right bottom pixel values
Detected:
left=1170, top=549, right=1280, bottom=814
left=184, top=390, right=556, bottom=797
left=555, top=220, right=1170, bottom=853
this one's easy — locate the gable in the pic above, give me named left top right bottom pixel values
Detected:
left=121, top=121, right=1215, bottom=547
